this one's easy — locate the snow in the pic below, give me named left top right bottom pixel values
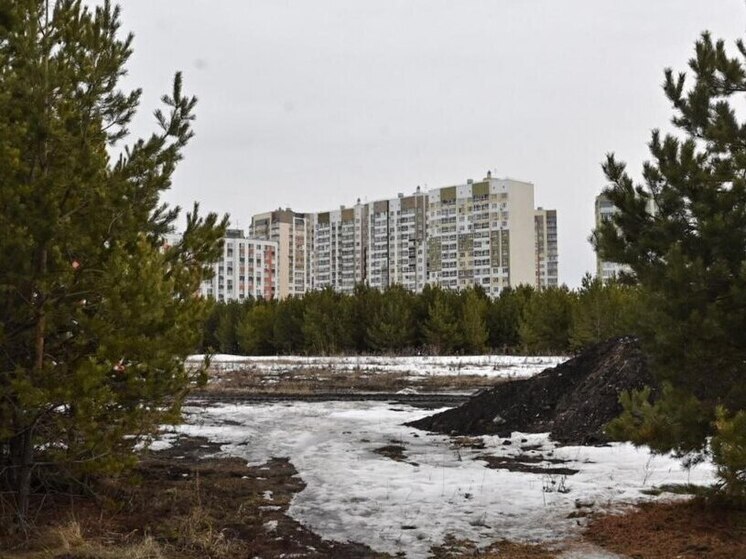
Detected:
left=186, top=354, right=567, bottom=379
left=168, top=401, right=715, bottom=558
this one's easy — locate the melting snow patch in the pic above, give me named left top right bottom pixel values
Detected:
left=187, top=354, right=567, bottom=379
left=173, top=401, right=715, bottom=559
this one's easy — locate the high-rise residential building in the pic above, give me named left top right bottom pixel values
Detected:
left=534, top=208, right=559, bottom=288
left=594, top=192, right=656, bottom=281
left=199, top=229, right=277, bottom=302
left=426, top=173, right=537, bottom=296
left=594, top=193, right=631, bottom=281
left=250, top=209, right=309, bottom=299
left=366, top=188, right=428, bottom=292
left=213, top=170, right=559, bottom=301
left=309, top=201, right=368, bottom=293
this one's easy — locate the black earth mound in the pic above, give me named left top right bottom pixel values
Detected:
left=407, top=337, right=654, bottom=445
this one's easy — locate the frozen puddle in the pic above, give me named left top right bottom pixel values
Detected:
left=170, top=401, right=714, bottom=558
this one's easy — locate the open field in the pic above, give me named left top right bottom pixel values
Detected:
left=188, top=354, right=567, bottom=395
left=3, top=355, right=741, bottom=559
left=158, top=400, right=715, bottom=558
left=1, top=426, right=741, bottom=559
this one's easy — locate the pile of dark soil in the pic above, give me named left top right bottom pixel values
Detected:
left=407, top=337, right=654, bottom=445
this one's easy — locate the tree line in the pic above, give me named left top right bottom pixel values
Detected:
left=200, top=275, right=642, bottom=356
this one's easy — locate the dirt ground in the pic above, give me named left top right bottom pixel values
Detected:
left=1, top=434, right=743, bottom=559
left=0, top=435, right=387, bottom=559
left=196, top=365, right=500, bottom=396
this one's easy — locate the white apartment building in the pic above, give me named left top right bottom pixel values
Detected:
left=199, top=229, right=278, bottom=302
left=366, top=188, right=428, bottom=292
left=250, top=209, right=309, bottom=299
left=310, top=202, right=368, bottom=293
left=426, top=173, right=537, bottom=296
left=534, top=208, right=559, bottom=288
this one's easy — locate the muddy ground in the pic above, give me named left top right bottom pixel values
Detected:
left=2, top=346, right=743, bottom=559
left=194, top=366, right=501, bottom=397
left=1, top=434, right=743, bottom=559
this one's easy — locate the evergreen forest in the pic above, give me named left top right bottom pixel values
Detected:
left=200, top=276, right=641, bottom=356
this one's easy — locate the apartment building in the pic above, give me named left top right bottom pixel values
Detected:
left=212, top=170, right=559, bottom=300
left=594, top=193, right=646, bottom=281
left=250, top=209, right=309, bottom=299
left=199, top=229, right=277, bottom=301
left=426, top=173, right=536, bottom=296
left=534, top=208, right=559, bottom=288
left=309, top=202, right=368, bottom=293
left=366, top=188, right=428, bottom=292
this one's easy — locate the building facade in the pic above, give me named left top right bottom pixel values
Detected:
left=594, top=192, right=656, bottom=281
left=366, top=188, right=428, bottom=292
left=426, top=174, right=537, bottom=297
left=250, top=209, right=309, bottom=299
left=309, top=202, right=368, bottom=294
left=594, top=193, right=630, bottom=281
left=203, top=171, right=559, bottom=302
left=534, top=208, right=559, bottom=288
left=199, top=229, right=277, bottom=302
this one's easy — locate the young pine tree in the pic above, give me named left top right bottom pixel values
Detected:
left=569, top=274, right=642, bottom=351
left=366, top=286, right=416, bottom=352
left=0, top=1, right=227, bottom=523
left=423, top=290, right=461, bottom=354
left=518, top=286, right=574, bottom=354
left=594, top=33, right=746, bottom=497
left=460, top=288, right=489, bottom=354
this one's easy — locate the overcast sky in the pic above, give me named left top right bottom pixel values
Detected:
left=114, top=1, right=745, bottom=287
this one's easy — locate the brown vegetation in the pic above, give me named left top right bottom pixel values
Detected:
left=197, top=365, right=500, bottom=396
left=585, top=499, right=746, bottom=559
left=0, top=436, right=385, bottom=559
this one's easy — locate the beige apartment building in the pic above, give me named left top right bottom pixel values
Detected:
left=237, top=171, right=558, bottom=301
left=426, top=173, right=537, bottom=297
left=309, top=202, right=368, bottom=294
left=366, top=188, right=428, bottom=292
left=534, top=208, right=559, bottom=288
left=250, top=209, right=309, bottom=299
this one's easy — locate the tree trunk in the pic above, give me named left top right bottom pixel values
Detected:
left=8, top=428, right=33, bottom=527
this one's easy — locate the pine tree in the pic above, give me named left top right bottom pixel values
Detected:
left=518, top=286, right=574, bottom=354
left=216, top=300, right=248, bottom=353
left=302, top=288, right=348, bottom=354
left=0, top=1, right=226, bottom=523
left=460, top=288, right=488, bottom=354
left=272, top=296, right=305, bottom=353
left=237, top=302, right=276, bottom=355
left=595, top=32, right=746, bottom=497
left=487, top=285, right=534, bottom=351
left=569, top=274, right=642, bottom=350
left=366, top=286, right=416, bottom=352
left=423, top=290, right=461, bottom=354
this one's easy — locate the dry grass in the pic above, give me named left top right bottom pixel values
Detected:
left=0, top=437, right=387, bottom=559
left=585, top=499, right=746, bottom=559
left=7, top=518, right=166, bottom=559
left=198, top=365, right=500, bottom=396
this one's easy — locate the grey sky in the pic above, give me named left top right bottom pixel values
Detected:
left=115, top=1, right=745, bottom=287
